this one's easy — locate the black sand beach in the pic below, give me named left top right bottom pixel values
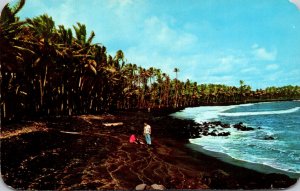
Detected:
left=1, top=110, right=298, bottom=190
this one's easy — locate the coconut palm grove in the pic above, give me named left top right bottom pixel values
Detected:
left=1, top=0, right=300, bottom=123
left=1, top=0, right=300, bottom=190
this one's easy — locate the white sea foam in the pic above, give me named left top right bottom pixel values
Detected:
left=171, top=105, right=237, bottom=122
left=177, top=101, right=300, bottom=176
left=219, top=107, right=300, bottom=117
left=172, top=103, right=279, bottom=122
left=190, top=134, right=300, bottom=174
left=192, top=134, right=299, bottom=173
left=238, top=103, right=254, bottom=107
left=171, top=104, right=248, bottom=122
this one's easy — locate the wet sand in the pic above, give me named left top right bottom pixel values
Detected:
left=1, top=110, right=298, bottom=190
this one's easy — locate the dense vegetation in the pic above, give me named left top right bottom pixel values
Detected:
left=1, top=0, right=300, bottom=122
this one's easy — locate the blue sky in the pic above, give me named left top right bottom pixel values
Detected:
left=11, top=0, right=300, bottom=89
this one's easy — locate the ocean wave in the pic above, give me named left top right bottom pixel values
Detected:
left=219, top=107, right=300, bottom=117
left=184, top=101, right=300, bottom=176
left=171, top=105, right=238, bottom=122
left=172, top=103, right=270, bottom=122
left=239, top=103, right=254, bottom=107
left=190, top=138, right=300, bottom=174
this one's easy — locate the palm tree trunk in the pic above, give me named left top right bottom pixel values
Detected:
left=39, top=64, right=48, bottom=108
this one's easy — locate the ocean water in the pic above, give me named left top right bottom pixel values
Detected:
left=171, top=101, right=300, bottom=178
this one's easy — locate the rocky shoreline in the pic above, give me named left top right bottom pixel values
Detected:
left=1, top=110, right=298, bottom=190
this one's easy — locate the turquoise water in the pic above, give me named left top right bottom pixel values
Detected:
left=172, top=101, right=300, bottom=178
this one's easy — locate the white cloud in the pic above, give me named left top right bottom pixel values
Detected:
left=241, top=67, right=260, bottom=74
left=264, top=71, right=283, bottom=82
left=107, top=0, right=133, bottom=8
left=122, top=15, right=202, bottom=80
left=47, top=0, right=75, bottom=28
left=200, top=74, right=235, bottom=85
left=266, top=64, right=279, bottom=70
left=251, top=43, right=259, bottom=49
left=18, top=0, right=80, bottom=29
left=211, top=55, right=245, bottom=74
left=125, top=46, right=176, bottom=77
left=143, top=16, right=198, bottom=52
left=289, top=0, right=300, bottom=10
left=218, top=55, right=247, bottom=66
left=252, top=45, right=277, bottom=61
left=106, top=0, right=136, bottom=19
left=219, top=55, right=236, bottom=65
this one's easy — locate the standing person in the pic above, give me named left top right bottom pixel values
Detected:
left=143, top=122, right=151, bottom=145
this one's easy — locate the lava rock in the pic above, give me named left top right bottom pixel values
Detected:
left=264, top=136, right=275, bottom=140
left=233, top=123, right=254, bottom=131
left=221, top=124, right=230, bottom=128
left=218, top=132, right=231, bottom=136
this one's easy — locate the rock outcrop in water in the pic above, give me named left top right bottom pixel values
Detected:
left=153, top=118, right=254, bottom=140
left=263, top=135, right=275, bottom=140
left=233, top=122, right=255, bottom=131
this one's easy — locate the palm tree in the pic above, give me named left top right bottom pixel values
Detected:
left=138, top=67, right=150, bottom=108
left=3, top=0, right=300, bottom=123
left=173, top=68, right=179, bottom=107
left=0, top=0, right=30, bottom=120
left=0, top=0, right=25, bottom=25
left=155, top=69, right=163, bottom=108
left=114, top=50, right=125, bottom=69
left=71, top=22, right=98, bottom=112
left=191, top=82, right=199, bottom=105
left=239, top=80, right=245, bottom=102
left=26, top=14, right=58, bottom=112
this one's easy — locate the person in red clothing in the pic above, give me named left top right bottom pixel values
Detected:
left=129, top=130, right=144, bottom=144
left=129, top=134, right=137, bottom=144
